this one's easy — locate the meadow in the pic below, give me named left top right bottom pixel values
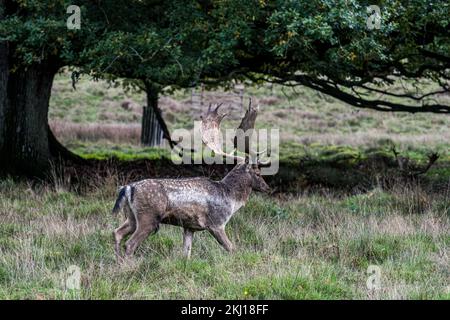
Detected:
left=0, top=73, right=449, bottom=299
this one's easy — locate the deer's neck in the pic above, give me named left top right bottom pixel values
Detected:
left=220, top=169, right=252, bottom=205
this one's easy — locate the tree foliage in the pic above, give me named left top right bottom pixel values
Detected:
left=1, top=0, right=449, bottom=110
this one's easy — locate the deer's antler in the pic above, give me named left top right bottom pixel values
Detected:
left=201, top=99, right=269, bottom=165
left=233, top=97, right=259, bottom=155
left=201, top=103, right=245, bottom=163
left=255, top=149, right=271, bottom=166
left=234, top=98, right=270, bottom=166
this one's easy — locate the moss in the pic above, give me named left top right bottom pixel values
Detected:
left=74, top=146, right=171, bottom=161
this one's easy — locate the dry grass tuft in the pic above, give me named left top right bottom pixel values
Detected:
left=50, top=121, right=141, bottom=144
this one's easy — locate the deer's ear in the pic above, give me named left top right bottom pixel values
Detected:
left=245, top=164, right=251, bottom=172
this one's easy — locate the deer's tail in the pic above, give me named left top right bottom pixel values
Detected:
left=112, top=186, right=128, bottom=214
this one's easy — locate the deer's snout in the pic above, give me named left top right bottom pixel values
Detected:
left=262, top=183, right=272, bottom=194
left=256, top=179, right=271, bottom=194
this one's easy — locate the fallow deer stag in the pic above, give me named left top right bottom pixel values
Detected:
left=112, top=100, right=270, bottom=261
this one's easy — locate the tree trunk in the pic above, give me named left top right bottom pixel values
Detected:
left=0, top=61, right=56, bottom=176
left=0, top=55, right=83, bottom=177
left=0, top=49, right=7, bottom=159
left=141, top=83, right=163, bottom=146
left=0, top=0, right=7, bottom=156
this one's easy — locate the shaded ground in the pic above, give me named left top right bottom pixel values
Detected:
left=49, top=146, right=450, bottom=199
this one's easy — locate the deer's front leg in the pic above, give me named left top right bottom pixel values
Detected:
left=208, top=226, right=234, bottom=252
left=183, top=228, right=194, bottom=259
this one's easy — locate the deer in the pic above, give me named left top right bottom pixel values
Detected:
left=112, top=99, right=271, bottom=262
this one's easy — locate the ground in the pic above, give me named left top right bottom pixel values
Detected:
left=0, top=73, right=449, bottom=299
left=1, top=179, right=448, bottom=299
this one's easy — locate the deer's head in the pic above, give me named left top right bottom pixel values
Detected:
left=201, top=98, right=271, bottom=194
left=245, top=163, right=271, bottom=193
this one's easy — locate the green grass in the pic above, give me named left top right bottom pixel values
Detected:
left=0, top=179, right=448, bottom=300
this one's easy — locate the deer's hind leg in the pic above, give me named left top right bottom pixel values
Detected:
left=114, top=207, right=136, bottom=262
left=125, top=213, right=160, bottom=257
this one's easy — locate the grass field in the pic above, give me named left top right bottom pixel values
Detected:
left=0, top=73, right=449, bottom=299
left=0, top=178, right=448, bottom=299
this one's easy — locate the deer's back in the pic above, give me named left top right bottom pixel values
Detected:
left=130, top=177, right=232, bottom=229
